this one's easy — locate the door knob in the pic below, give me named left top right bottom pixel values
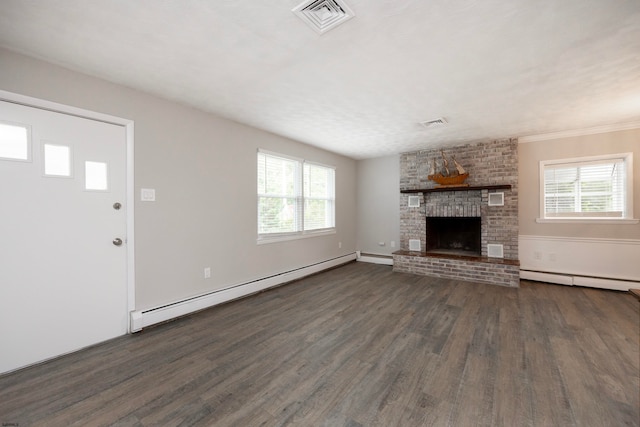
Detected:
left=112, top=238, right=123, bottom=246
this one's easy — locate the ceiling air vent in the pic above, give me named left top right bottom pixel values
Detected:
left=293, top=0, right=355, bottom=34
left=420, top=118, right=448, bottom=129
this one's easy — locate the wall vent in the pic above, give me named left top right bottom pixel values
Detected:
left=409, top=239, right=421, bottom=251
left=408, top=196, right=420, bottom=208
left=488, top=192, right=504, bottom=206
left=487, top=244, right=504, bottom=258
left=292, top=0, right=355, bottom=34
left=420, top=117, right=448, bottom=129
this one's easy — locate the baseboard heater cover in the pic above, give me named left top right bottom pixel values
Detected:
left=520, top=269, right=639, bottom=291
left=130, top=253, right=356, bottom=332
left=356, top=253, right=394, bottom=266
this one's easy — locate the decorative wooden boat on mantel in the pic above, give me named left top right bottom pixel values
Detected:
left=428, top=172, right=469, bottom=188
left=428, top=151, right=470, bottom=188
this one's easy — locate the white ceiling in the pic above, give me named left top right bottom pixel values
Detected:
left=1, top=0, right=639, bottom=159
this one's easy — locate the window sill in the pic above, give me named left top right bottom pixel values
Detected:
left=257, top=228, right=336, bottom=245
left=536, top=218, right=639, bottom=224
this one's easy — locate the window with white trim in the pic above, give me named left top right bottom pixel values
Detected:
left=258, top=150, right=335, bottom=241
left=304, top=162, right=335, bottom=231
left=540, top=153, right=634, bottom=221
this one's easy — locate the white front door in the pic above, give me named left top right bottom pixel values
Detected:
left=0, top=100, right=129, bottom=374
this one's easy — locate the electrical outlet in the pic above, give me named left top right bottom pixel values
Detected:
left=533, top=251, right=541, bottom=261
left=204, top=267, right=211, bottom=279
left=338, top=241, right=342, bottom=248
left=390, top=241, right=396, bottom=248
left=140, top=188, right=156, bottom=202
left=378, top=241, right=385, bottom=246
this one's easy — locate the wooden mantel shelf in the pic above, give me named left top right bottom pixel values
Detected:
left=401, top=184, right=512, bottom=194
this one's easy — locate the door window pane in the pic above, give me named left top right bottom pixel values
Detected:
left=44, top=143, right=72, bottom=177
left=85, top=161, right=108, bottom=191
left=0, top=122, right=30, bottom=161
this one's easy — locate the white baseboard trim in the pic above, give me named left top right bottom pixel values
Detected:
left=130, top=253, right=357, bottom=332
left=572, top=276, right=639, bottom=291
left=520, top=269, right=639, bottom=291
left=520, top=270, right=573, bottom=286
left=356, top=254, right=394, bottom=266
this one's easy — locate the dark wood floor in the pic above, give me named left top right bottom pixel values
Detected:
left=1, top=262, right=638, bottom=426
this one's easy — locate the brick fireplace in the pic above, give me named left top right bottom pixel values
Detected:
left=393, top=138, right=520, bottom=287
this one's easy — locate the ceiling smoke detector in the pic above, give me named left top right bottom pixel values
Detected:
left=420, top=118, right=448, bottom=129
left=293, top=0, right=355, bottom=34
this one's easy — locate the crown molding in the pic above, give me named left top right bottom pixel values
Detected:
left=518, top=120, right=640, bottom=143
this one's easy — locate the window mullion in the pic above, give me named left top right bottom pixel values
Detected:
left=298, top=161, right=303, bottom=233
left=575, top=167, right=581, bottom=213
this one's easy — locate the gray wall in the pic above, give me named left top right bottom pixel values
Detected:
left=356, top=155, right=400, bottom=256
left=518, top=128, right=640, bottom=240
left=0, top=48, right=357, bottom=311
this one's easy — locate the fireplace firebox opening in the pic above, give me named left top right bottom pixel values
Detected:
left=426, top=217, right=481, bottom=257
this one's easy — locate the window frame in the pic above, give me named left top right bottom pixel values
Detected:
left=303, top=160, right=336, bottom=233
left=257, top=149, right=336, bottom=244
left=537, top=152, right=637, bottom=224
left=257, top=150, right=303, bottom=239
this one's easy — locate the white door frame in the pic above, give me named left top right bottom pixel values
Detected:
left=0, top=89, right=136, bottom=332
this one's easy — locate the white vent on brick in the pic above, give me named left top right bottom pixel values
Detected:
left=487, top=244, right=504, bottom=258
left=488, top=192, right=504, bottom=206
left=409, top=239, right=421, bottom=251
left=292, top=0, right=355, bottom=34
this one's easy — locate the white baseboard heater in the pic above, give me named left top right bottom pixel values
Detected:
left=356, top=251, right=394, bottom=266
left=520, top=270, right=639, bottom=291
left=130, top=253, right=356, bottom=332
